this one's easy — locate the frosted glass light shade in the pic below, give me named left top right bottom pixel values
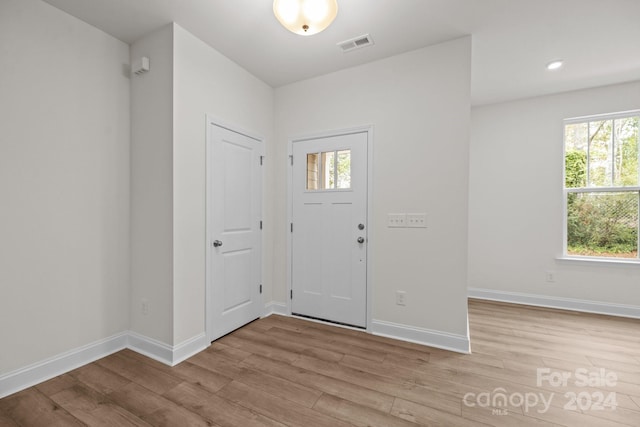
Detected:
left=273, top=0, right=338, bottom=36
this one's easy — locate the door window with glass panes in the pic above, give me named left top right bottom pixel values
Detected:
left=564, top=111, right=639, bottom=260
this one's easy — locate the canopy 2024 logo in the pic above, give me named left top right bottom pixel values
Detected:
left=462, top=367, right=618, bottom=415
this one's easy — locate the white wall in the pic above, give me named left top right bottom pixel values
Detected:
left=7, top=0, right=636, bottom=384
left=130, top=24, right=275, bottom=347
left=130, top=25, right=175, bottom=344
left=469, top=81, right=640, bottom=310
left=274, top=37, right=472, bottom=343
left=0, top=0, right=130, bottom=374
left=172, top=24, right=274, bottom=344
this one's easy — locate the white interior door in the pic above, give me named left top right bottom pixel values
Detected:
left=291, top=131, right=368, bottom=327
left=208, top=123, right=263, bottom=341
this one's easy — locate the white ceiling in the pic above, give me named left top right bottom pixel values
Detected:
left=42, top=0, right=640, bottom=105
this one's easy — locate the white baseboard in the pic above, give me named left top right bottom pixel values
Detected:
left=127, top=331, right=174, bottom=366
left=468, top=288, right=640, bottom=319
left=0, top=331, right=209, bottom=399
left=172, top=333, right=209, bottom=365
left=258, top=306, right=471, bottom=354
left=0, top=332, right=128, bottom=399
left=371, top=319, right=470, bottom=354
left=263, top=301, right=288, bottom=317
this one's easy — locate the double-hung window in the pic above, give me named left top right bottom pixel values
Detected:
left=563, top=111, right=639, bottom=260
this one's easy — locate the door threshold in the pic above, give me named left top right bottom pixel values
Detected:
left=292, top=313, right=366, bottom=331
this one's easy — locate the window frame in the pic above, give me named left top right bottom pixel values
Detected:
left=305, top=148, right=352, bottom=192
left=562, top=110, right=640, bottom=262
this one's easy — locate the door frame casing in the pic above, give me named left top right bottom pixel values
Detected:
left=205, top=114, right=265, bottom=343
left=286, top=125, right=374, bottom=331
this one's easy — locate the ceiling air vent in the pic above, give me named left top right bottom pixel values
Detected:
left=337, top=34, right=374, bottom=53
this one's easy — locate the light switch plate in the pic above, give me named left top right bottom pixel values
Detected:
left=387, top=213, right=406, bottom=227
left=406, top=213, right=427, bottom=228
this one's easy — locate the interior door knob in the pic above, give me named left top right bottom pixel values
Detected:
left=358, top=223, right=365, bottom=230
left=357, top=237, right=365, bottom=244
left=213, top=240, right=223, bottom=247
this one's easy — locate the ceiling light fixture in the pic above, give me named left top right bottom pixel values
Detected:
left=273, top=0, right=338, bottom=36
left=546, top=60, right=564, bottom=70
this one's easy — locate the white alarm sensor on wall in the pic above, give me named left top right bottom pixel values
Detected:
left=132, top=57, right=150, bottom=75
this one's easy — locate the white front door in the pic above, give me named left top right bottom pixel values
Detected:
left=207, top=122, right=263, bottom=341
left=291, top=131, right=368, bottom=328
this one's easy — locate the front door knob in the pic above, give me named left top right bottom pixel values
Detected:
left=357, top=237, right=365, bottom=244
left=213, top=240, right=223, bottom=247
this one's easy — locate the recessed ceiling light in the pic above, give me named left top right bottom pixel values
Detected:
left=546, top=60, right=563, bottom=71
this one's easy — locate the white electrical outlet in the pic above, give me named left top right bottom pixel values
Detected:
left=396, top=290, right=407, bottom=306
left=545, top=271, right=555, bottom=283
left=388, top=213, right=406, bottom=228
left=406, top=213, right=427, bottom=228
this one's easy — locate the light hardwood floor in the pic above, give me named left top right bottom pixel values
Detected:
left=1, top=300, right=639, bottom=426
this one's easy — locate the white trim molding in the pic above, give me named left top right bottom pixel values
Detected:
left=371, top=319, right=471, bottom=354
left=257, top=309, right=471, bottom=354
left=0, top=332, right=128, bottom=399
left=0, top=331, right=209, bottom=399
left=127, top=331, right=209, bottom=367
left=172, top=333, right=209, bottom=365
left=468, top=288, right=640, bottom=319
left=127, top=331, right=174, bottom=365
left=263, top=301, right=288, bottom=317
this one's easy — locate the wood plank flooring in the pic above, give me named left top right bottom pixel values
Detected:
left=1, top=300, right=639, bottom=426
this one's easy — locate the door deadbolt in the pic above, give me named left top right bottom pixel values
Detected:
left=358, top=223, right=365, bottom=230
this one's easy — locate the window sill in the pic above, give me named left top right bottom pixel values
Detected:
left=556, top=256, right=640, bottom=266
